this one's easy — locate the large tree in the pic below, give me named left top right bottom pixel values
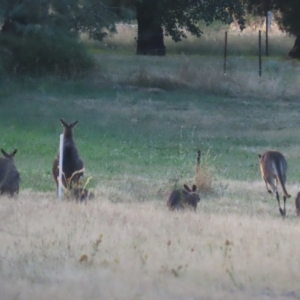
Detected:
left=245, top=0, right=300, bottom=58
left=115, top=0, right=246, bottom=55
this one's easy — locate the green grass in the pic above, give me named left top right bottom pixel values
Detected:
left=1, top=53, right=300, bottom=193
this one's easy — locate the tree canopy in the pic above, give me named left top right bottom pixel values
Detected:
left=245, top=0, right=300, bottom=57
left=2, top=0, right=300, bottom=64
left=0, top=0, right=117, bottom=39
left=0, top=0, right=119, bottom=76
left=0, top=0, right=247, bottom=59
left=132, top=0, right=246, bottom=55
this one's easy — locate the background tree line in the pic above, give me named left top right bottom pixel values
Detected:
left=0, top=0, right=299, bottom=77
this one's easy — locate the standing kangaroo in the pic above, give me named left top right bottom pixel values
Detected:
left=0, top=149, right=21, bottom=196
left=258, top=150, right=291, bottom=217
left=52, top=119, right=84, bottom=189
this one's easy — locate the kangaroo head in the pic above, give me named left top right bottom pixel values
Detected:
left=1, top=148, right=17, bottom=160
left=60, top=119, right=78, bottom=139
left=183, top=184, right=200, bottom=204
left=183, top=184, right=197, bottom=193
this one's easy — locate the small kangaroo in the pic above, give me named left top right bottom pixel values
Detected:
left=0, top=149, right=21, bottom=196
left=72, top=187, right=95, bottom=203
left=167, top=184, right=200, bottom=211
left=258, top=150, right=291, bottom=217
left=52, top=119, right=84, bottom=189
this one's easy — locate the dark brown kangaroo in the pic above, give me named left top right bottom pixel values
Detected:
left=167, top=184, right=200, bottom=211
left=258, top=150, right=291, bottom=217
left=52, top=119, right=84, bottom=189
left=0, top=149, right=21, bottom=196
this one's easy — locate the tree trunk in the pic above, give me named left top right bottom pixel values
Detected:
left=289, top=33, right=300, bottom=59
left=135, top=2, right=166, bottom=56
left=1, top=19, right=16, bottom=34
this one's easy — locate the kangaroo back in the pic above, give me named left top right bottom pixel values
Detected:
left=259, top=151, right=290, bottom=198
left=167, top=184, right=200, bottom=211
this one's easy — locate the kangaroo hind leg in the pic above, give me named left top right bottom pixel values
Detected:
left=263, top=177, right=273, bottom=194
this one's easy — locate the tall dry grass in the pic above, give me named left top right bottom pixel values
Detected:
left=1, top=180, right=300, bottom=299
left=94, top=52, right=300, bottom=100
left=87, top=23, right=300, bottom=100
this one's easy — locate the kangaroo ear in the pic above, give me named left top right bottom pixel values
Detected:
left=183, top=184, right=191, bottom=192
left=192, top=185, right=197, bottom=192
left=258, top=154, right=262, bottom=159
left=12, top=149, right=17, bottom=156
left=197, top=150, right=201, bottom=160
left=71, top=121, right=78, bottom=127
left=60, top=119, right=68, bottom=127
left=1, top=149, right=8, bottom=157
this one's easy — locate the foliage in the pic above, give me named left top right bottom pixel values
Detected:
left=119, top=0, right=246, bottom=42
left=160, top=0, right=246, bottom=42
left=0, top=0, right=117, bottom=75
left=0, top=28, right=93, bottom=77
left=114, top=0, right=246, bottom=55
left=245, top=0, right=300, bottom=35
left=0, top=0, right=117, bottom=40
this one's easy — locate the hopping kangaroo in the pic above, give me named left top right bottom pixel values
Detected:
left=52, top=119, right=84, bottom=189
left=258, top=150, right=291, bottom=217
left=0, top=149, right=21, bottom=196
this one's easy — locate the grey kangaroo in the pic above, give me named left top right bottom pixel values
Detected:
left=258, top=150, right=291, bottom=217
left=0, top=149, right=20, bottom=196
left=167, top=184, right=200, bottom=211
left=52, top=119, right=84, bottom=189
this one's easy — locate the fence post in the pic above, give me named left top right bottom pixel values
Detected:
left=223, top=31, right=228, bottom=75
left=258, top=30, right=262, bottom=77
left=58, top=134, right=64, bottom=201
left=265, top=11, right=269, bottom=56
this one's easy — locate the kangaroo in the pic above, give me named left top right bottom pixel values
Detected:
left=258, top=150, right=291, bottom=217
left=167, top=150, right=201, bottom=211
left=167, top=184, right=200, bottom=211
left=72, top=187, right=95, bottom=203
left=52, top=119, right=84, bottom=189
left=0, top=149, right=21, bottom=196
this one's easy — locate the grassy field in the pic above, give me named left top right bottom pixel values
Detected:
left=1, top=52, right=300, bottom=299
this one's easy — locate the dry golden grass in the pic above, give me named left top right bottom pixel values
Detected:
left=93, top=51, right=300, bottom=101
left=1, top=180, right=300, bottom=300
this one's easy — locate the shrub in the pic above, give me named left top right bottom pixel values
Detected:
left=0, top=28, right=94, bottom=78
